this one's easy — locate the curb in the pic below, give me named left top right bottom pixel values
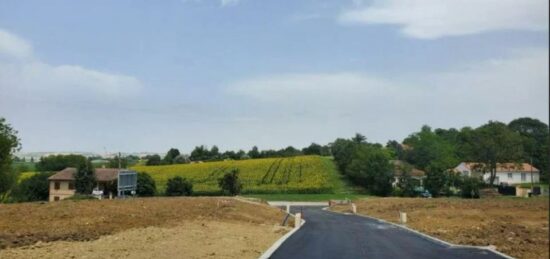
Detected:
left=258, top=218, right=305, bottom=259
left=232, top=197, right=307, bottom=259
left=326, top=208, right=515, bottom=259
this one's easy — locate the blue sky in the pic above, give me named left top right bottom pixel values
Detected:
left=0, top=0, right=548, bottom=154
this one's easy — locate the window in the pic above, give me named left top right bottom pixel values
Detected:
left=68, top=182, right=74, bottom=190
left=521, top=173, right=526, bottom=181
left=54, top=196, right=60, bottom=201
left=54, top=181, right=60, bottom=190
left=508, top=173, right=512, bottom=179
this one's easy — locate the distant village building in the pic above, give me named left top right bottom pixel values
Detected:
left=48, top=167, right=137, bottom=202
left=390, top=160, right=426, bottom=187
left=453, top=162, right=539, bottom=185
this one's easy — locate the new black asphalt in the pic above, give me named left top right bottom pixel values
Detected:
left=270, top=206, right=507, bottom=259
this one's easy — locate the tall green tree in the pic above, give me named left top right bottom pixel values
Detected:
left=210, top=146, right=220, bottom=160
left=346, top=145, right=393, bottom=196
left=403, top=125, right=458, bottom=171
left=351, top=133, right=367, bottom=144
left=248, top=146, right=260, bottom=159
left=190, top=145, right=209, bottom=161
left=163, top=148, right=181, bottom=164
left=470, top=121, right=524, bottom=185
left=508, top=117, right=549, bottom=181
left=75, top=160, right=96, bottom=194
left=302, top=143, right=322, bottom=155
left=0, top=118, right=21, bottom=201
left=330, top=138, right=357, bottom=173
left=386, top=140, right=405, bottom=160
left=36, top=154, right=87, bottom=171
left=12, top=172, right=53, bottom=202
left=145, top=154, right=162, bottom=166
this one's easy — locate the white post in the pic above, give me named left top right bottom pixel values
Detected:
left=295, top=213, right=302, bottom=229
left=286, top=204, right=290, bottom=214
left=351, top=203, right=357, bottom=214
left=399, top=211, right=407, bottom=224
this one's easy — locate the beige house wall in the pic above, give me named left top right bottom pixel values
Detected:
left=49, top=180, right=76, bottom=202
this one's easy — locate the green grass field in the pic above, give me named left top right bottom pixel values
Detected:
left=132, top=155, right=347, bottom=195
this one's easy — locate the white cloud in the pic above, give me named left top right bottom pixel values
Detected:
left=220, top=0, right=240, bottom=7
left=0, top=29, right=142, bottom=104
left=228, top=72, right=402, bottom=106
left=339, top=0, right=549, bottom=39
left=227, top=48, right=548, bottom=142
left=0, top=29, right=33, bottom=59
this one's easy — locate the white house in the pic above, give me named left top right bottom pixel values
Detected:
left=453, top=162, right=539, bottom=185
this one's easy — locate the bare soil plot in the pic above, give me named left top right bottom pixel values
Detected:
left=0, top=220, right=287, bottom=259
left=333, top=197, right=548, bottom=259
left=0, top=197, right=289, bottom=258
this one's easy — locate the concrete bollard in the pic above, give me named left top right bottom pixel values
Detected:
left=351, top=203, right=357, bottom=214
left=286, top=204, right=290, bottom=214
left=295, top=213, right=302, bottom=229
left=399, top=211, right=407, bottom=224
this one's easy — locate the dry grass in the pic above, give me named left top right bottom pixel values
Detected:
left=333, top=197, right=548, bottom=259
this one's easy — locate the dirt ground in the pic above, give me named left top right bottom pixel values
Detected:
left=0, top=197, right=290, bottom=258
left=333, top=197, right=549, bottom=259
left=0, top=220, right=287, bottom=259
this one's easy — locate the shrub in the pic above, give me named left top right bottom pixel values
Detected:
left=165, top=176, right=193, bottom=196
left=12, top=172, right=53, bottom=202
left=397, top=170, right=417, bottom=197
left=391, top=187, right=403, bottom=197
left=66, top=194, right=97, bottom=201
left=218, top=168, right=243, bottom=196
left=137, top=172, right=156, bottom=196
left=424, top=170, right=450, bottom=197
left=460, top=176, right=481, bottom=199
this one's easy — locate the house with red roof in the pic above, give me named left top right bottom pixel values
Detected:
left=453, top=162, right=539, bottom=185
left=48, top=167, right=135, bottom=201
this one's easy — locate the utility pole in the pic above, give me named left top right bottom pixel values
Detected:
left=118, top=152, right=121, bottom=169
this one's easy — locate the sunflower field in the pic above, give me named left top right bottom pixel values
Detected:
left=131, top=155, right=339, bottom=195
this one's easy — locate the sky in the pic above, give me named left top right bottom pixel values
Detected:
left=0, top=0, right=548, bottom=154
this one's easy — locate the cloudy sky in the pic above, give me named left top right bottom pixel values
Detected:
left=0, top=0, right=548, bottom=153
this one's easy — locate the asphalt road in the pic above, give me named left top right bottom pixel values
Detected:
left=270, top=207, right=506, bottom=259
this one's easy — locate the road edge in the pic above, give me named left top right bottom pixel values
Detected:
left=233, top=197, right=308, bottom=259
left=258, top=218, right=305, bottom=259
left=325, top=207, right=515, bottom=259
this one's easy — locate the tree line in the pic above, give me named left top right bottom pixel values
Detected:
left=143, top=143, right=331, bottom=166
left=0, top=116, right=548, bottom=201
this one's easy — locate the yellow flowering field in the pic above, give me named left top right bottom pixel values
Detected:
left=131, top=155, right=338, bottom=194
